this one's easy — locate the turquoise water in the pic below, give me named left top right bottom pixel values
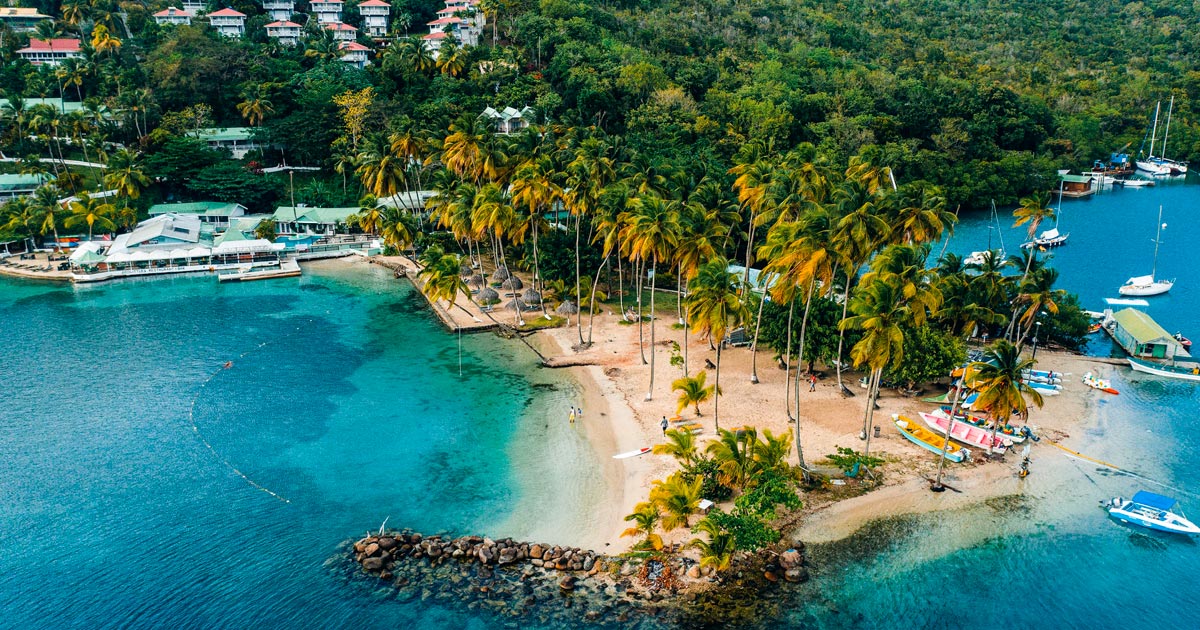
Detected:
left=776, top=179, right=1200, bottom=627
left=4, top=181, right=1200, bottom=629
left=0, top=263, right=606, bottom=628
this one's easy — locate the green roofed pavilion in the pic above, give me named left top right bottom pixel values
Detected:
left=1109, top=308, right=1187, bottom=360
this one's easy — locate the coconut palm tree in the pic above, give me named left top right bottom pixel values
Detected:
left=652, top=428, right=698, bottom=467
left=103, top=148, right=149, bottom=211
left=965, top=340, right=1044, bottom=452
left=620, top=502, right=663, bottom=551
left=2, top=197, right=43, bottom=251
left=889, top=181, right=955, bottom=245
left=671, top=371, right=717, bottom=416
left=1013, top=268, right=1066, bottom=347
left=621, top=194, right=682, bottom=401
left=435, top=41, right=468, bottom=77
left=1008, top=193, right=1056, bottom=339
left=510, top=156, right=561, bottom=317
left=65, top=193, right=116, bottom=241
left=675, top=190, right=733, bottom=375
left=685, top=258, right=748, bottom=431
left=841, top=279, right=911, bottom=462
left=706, top=427, right=755, bottom=490
left=830, top=177, right=891, bottom=391
left=690, top=517, right=736, bottom=573
left=90, top=24, right=121, bottom=58
left=30, top=185, right=65, bottom=251
left=351, top=194, right=384, bottom=235
left=380, top=206, right=418, bottom=255
left=749, top=429, right=794, bottom=481
left=237, top=83, right=275, bottom=127
left=649, top=472, right=702, bottom=530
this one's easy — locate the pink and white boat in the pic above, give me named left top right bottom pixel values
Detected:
left=919, top=412, right=1012, bottom=452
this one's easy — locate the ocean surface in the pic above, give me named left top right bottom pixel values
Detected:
left=2, top=179, right=1199, bottom=629
left=0, top=262, right=606, bottom=628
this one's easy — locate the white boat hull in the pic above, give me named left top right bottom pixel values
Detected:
left=1136, top=161, right=1172, bottom=176
left=1128, top=358, right=1200, bottom=382
left=1119, top=280, right=1173, bottom=296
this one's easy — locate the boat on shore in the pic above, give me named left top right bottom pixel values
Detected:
left=935, top=407, right=1026, bottom=442
left=1127, top=356, right=1200, bottom=382
left=1026, top=381, right=1062, bottom=395
left=1082, top=372, right=1119, bottom=395
left=1105, top=491, right=1200, bottom=536
left=919, top=412, right=1010, bottom=452
left=893, top=414, right=969, bottom=462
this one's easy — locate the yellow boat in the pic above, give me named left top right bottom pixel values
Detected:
left=893, top=414, right=969, bottom=462
left=678, top=423, right=703, bottom=433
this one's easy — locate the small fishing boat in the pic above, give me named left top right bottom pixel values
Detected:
left=1173, top=332, right=1192, bottom=350
left=1114, top=178, right=1154, bottom=187
left=1119, top=206, right=1174, bottom=296
left=1082, top=372, right=1119, bottom=395
left=935, top=407, right=1026, bottom=443
left=1088, top=322, right=1103, bottom=334
left=613, top=447, right=652, bottom=459
left=1127, top=356, right=1200, bottom=382
left=919, top=412, right=1010, bottom=452
left=893, top=415, right=969, bottom=462
left=1105, top=491, right=1200, bottom=536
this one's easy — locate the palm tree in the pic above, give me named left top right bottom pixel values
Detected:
left=351, top=194, right=384, bottom=235
left=889, top=181, right=955, bottom=245
left=675, top=190, right=733, bottom=375
left=103, top=148, right=149, bottom=212
left=90, top=24, right=121, bottom=58
left=648, top=472, right=702, bottom=530
left=30, top=186, right=66, bottom=251
left=1013, top=268, right=1066, bottom=347
left=2, top=197, right=43, bottom=251
left=237, top=84, right=275, bottom=127
left=706, top=427, right=754, bottom=489
left=380, top=205, right=418, bottom=255
left=621, top=194, right=682, bottom=401
left=435, top=41, right=468, bottom=77
left=750, top=429, right=794, bottom=480
left=652, top=428, right=698, bottom=467
left=685, top=258, right=748, bottom=431
left=690, top=517, right=735, bottom=573
left=830, top=177, right=891, bottom=391
left=965, top=340, right=1044, bottom=452
left=1008, top=193, right=1056, bottom=339
left=671, top=371, right=717, bottom=416
left=65, top=193, right=116, bottom=240
left=620, top=502, right=663, bottom=551
left=841, top=279, right=910, bottom=462
left=356, top=140, right=407, bottom=205
left=510, top=156, right=560, bottom=317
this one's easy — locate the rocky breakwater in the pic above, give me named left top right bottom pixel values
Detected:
left=346, top=529, right=813, bottom=628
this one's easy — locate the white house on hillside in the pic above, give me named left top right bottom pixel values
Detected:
left=0, top=7, right=51, bottom=32
left=324, top=21, right=357, bottom=42
left=261, top=0, right=295, bottom=22
left=16, top=38, right=83, bottom=66
left=358, top=0, right=391, bottom=37
left=481, top=106, right=535, bottom=134
left=310, top=0, right=343, bottom=25
left=207, top=8, right=246, bottom=37
left=153, top=7, right=193, bottom=25
left=266, top=20, right=303, bottom=46
left=339, top=42, right=371, bottom=69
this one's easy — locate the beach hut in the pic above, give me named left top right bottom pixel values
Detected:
left=1107, top=308, right=1188, bottom=360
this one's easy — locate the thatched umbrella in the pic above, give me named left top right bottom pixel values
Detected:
left=521, top=288, right=542, bottom=306
left=504, top=299, right=524, bottom=312
left=478, top=287, right=500, bottom=305
left=502, top=276, right=524, bottom=291
left=492, top=266, right=511, bottom=281
left=459, top=261, right=474, bottom=277
left=556, top=300, right=579, bottom=315
left=467, top=273, right=485, bottom=288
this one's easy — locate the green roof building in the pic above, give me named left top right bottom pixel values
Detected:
left=1108, top=308, right=1187, bottom=360
left=193, top=127, right=264, bottom=159
left=272, top=206, right=359, bottom=235
left=0, top=173, right=53, bottom=200
left=147, top=201, right=246, bottom=228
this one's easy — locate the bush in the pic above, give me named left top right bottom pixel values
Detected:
left=682, top=458, right=733, bottom=502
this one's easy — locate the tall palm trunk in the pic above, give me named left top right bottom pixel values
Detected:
left=749, top=283, right=766, bottom=383
left=784, top=295, right=795, bottom=421
left=933, top=385, right=967, bottom=489
left=713, top=341, right=723, bottom=432
left=617, top=253, right=626, bottom=313
left=862, top=367, right=882, bottom=461
left=636, top=258, right=647, bottom=364
left=645, top=256, right=658, bottom=401
left=1006, top=248, right=1038, bottom=341
left=532, top=219, right=548, bottom=318
left=835, top=276, right=853, bottom=392
left=574, top=212, right=584, bottom=345
left=793, top=281, right=816, bottom=477
left=586, top=253, right=609, bottom=346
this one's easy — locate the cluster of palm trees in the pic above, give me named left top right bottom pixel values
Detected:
left=624, top=426, right=795, bottom=572
left=1, top=148, right=149, bottom=248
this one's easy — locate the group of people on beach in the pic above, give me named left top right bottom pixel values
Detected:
left=568, top=406, right=582, bottom=423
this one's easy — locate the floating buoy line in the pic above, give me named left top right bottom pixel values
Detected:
left=1047, top=439, right=1199, bottom=501
left=186, top=320, right=319, bottom=504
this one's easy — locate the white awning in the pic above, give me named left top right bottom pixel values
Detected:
left=148, top=250, right=175, bottom=260
left=187, top=247, right=211, bottom=258
left=105, top=252, right=132, bottom=263
left=127, top=251, right=153, bottom=262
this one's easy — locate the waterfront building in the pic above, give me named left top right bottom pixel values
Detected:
left=1106, top=308, right=1189, bottom=360
left=0, top=173, right=54, bottom=201
left=0, top=7, right=50, bottom=32
left=339, top=42, right=371, bottom=68
left=480, top=106, right=535, bottom=134
left=147, top=202, right=247, bottom=229
left=153, top=7, right=193, bottom=25
left=310, top=0, right=344, bottom=25
left=16, top=38, right=83, bottom=67
left=325, top=21, right=358, bottom=42
left=358, top=0, right=391, bottom=37
left=194, top=127, right=264, bottom=159
left=266, top=20, right=303, bottom=46
left=261, top=0, right=295, bottom=22
left=208, top=8, right=246, bottom=37
left=272, top=206, right=359, bottom=235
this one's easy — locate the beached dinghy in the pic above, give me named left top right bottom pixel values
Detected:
left=1025, top=381, right=1062, bottom=396
left=1083, top=372, right=1120, bottom=395
left=893, top=414, right=969, bottom=462
left=935, top=407, right=1026, bottom=443
left=613, top=447, right=652, bottom=459
left=1105, top=492, right=1200, bottom=536
left=920, top=412, right=1010, bottom=452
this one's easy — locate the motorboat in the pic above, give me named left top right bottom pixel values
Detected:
left=1105, top=491, right=1200, bottom=536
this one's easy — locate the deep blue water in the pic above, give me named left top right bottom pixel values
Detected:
left=0, top=263, right=604, bottom=628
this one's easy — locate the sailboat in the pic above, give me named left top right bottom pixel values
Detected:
left=965, top=200, right=1007, bottom=265
left=1119, top=205, right=1174, bottom=296
left=1022, top=180, right=1069, bottom=249
left=1136, top=99, right=1187, bottom=176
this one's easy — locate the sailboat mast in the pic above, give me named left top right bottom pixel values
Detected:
left=1056, top=179, right=1064, bottom=228
left=1152, top=205, right=1163, bottom=280
left=1163, top=95, right=1174, bottom=160
left=1149, top=101, right=1161, bottom=158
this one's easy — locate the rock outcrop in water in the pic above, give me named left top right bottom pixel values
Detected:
left=346, top=529, right=811, bottom=628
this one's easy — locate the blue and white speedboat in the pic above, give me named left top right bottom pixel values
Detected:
left=1105, top=491, right=1200, bottom=536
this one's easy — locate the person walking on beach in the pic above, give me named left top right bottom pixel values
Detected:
left=569, top=408, right=576, bottom=424
left=576, top=406, right=583, bottom=421
left=809, top=374, right=817, bottom=392
left=661, top=416, right=668, bottom=434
